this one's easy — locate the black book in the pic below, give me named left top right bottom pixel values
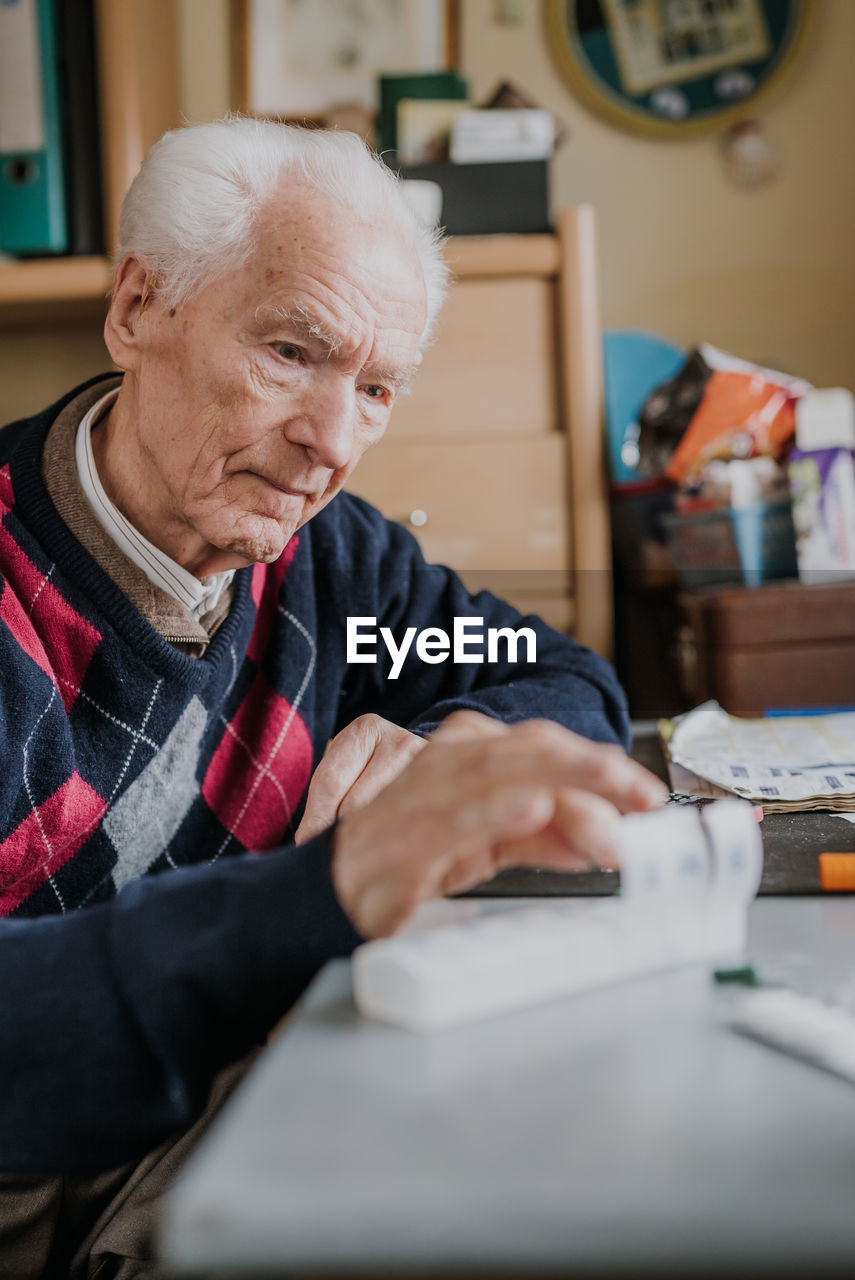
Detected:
left=55, top=0, right=104, bottom=256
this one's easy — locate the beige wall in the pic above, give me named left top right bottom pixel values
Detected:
left=460, top=0, right=855, bottom=389
left=177, top=0, right=232, bottom=123
left=0, top=326, right=111, bottom=425
left=2, top=0, right=852, bottom=426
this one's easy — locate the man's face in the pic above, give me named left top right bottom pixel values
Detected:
left=112, top=187, right=427, bottom=575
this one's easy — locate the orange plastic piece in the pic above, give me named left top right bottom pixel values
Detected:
left=818, top=853, right=855, bottom=891
left=665, top=370, right=796, bottom=486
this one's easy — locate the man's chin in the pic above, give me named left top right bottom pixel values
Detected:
left=231, top=536, right=293, bottom=567
left=200, top=519, right=298, bottom=572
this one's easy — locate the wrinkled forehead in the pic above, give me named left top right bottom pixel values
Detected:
left=243, top=185, right=427, bottom=327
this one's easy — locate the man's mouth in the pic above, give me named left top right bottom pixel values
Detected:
left=253, top=474, right=313, bottom=499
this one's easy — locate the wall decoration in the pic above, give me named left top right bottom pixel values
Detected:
left=237, top=0, right=459, bottom=122
left=544, top=0, right=815, bottom=138
left=719, top=118, right=779, bottom=186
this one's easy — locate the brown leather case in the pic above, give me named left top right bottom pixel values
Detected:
left=679, top=580, right=855, bottom=717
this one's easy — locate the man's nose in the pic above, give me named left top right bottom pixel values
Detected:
left=289, top=373, right=355, bottom=471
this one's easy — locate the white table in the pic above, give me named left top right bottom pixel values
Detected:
left=162, top=897, right=855, bottom=1276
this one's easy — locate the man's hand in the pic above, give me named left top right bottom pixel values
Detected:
left=295, top=714, right=428, bottom=845
left=295, top=710, right=522, bottom=844
left=332, top=710, right=668, bottom=938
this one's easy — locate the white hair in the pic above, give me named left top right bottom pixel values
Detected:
left=117, top=115, right=449, bottom=346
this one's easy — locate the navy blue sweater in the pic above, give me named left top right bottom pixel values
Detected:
left=0, top=378, right=629, bottom=1173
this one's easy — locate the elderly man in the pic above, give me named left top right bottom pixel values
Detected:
left=0, top=118, right=663, bottom=1274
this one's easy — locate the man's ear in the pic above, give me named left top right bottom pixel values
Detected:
left=103, top=255, right=159, bottom=370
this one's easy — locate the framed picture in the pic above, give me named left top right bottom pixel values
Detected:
left=543, top=0, right=816, bottom=138
left=235, top=0, right=459, bottom=122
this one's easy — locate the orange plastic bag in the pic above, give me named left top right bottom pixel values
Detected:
left=665, top=370, right=797, bottom=487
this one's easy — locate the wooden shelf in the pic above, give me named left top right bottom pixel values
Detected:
left=444, top=234, right=560, bottom=279
left=0, top=256, right=112, bottom=329
left=0, top=256, right=112, bottom=306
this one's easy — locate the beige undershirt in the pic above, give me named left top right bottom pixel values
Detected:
left=41, top=379, right=235, bottom=657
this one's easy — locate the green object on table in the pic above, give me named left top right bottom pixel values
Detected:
left=714, top=965, right=763, bottom=987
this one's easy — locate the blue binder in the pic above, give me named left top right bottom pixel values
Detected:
left=0, top=0, right=68, bottom=255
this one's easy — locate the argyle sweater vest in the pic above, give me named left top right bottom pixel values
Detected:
left=0, top=377, right=629, bottom=922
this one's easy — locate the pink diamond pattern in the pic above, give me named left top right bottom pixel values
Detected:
left=202, top=671, right=312, bottom=851
left=0, top=772, right=108, bottom=916
left=0, top=521, right=101, bottom=710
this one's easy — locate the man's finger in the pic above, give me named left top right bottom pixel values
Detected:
left=295, top=718, right=382, bottom=844
left=487, top=789, right=622, bottom=872
left=337, top=733, right=426, bottom=819
left=430, top=709, right=509, bottom=744
left=437, top=825, right=591, bottom=898
left=437, top=789, right=622, bottom=897
left=482, top=723, right=667, bottom=815
left=297, top=717, right=426, bottom=844
left=421, top=745, right=659, bottom=834
left=535, top=788, right=623, bottom=868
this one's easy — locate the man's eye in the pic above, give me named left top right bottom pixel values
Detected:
left=363, top=385, right=388, bottom=401
left=271, top=342, right=302, bottom=361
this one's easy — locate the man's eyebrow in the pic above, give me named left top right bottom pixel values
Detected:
left=364, top=363, right=416, bottom=393
left=250, top=304, right=342, bottom=353
left=251, top=303, right=417, bottom=391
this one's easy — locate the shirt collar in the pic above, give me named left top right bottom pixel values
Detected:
left=75, top=389, right=235, bottom=622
